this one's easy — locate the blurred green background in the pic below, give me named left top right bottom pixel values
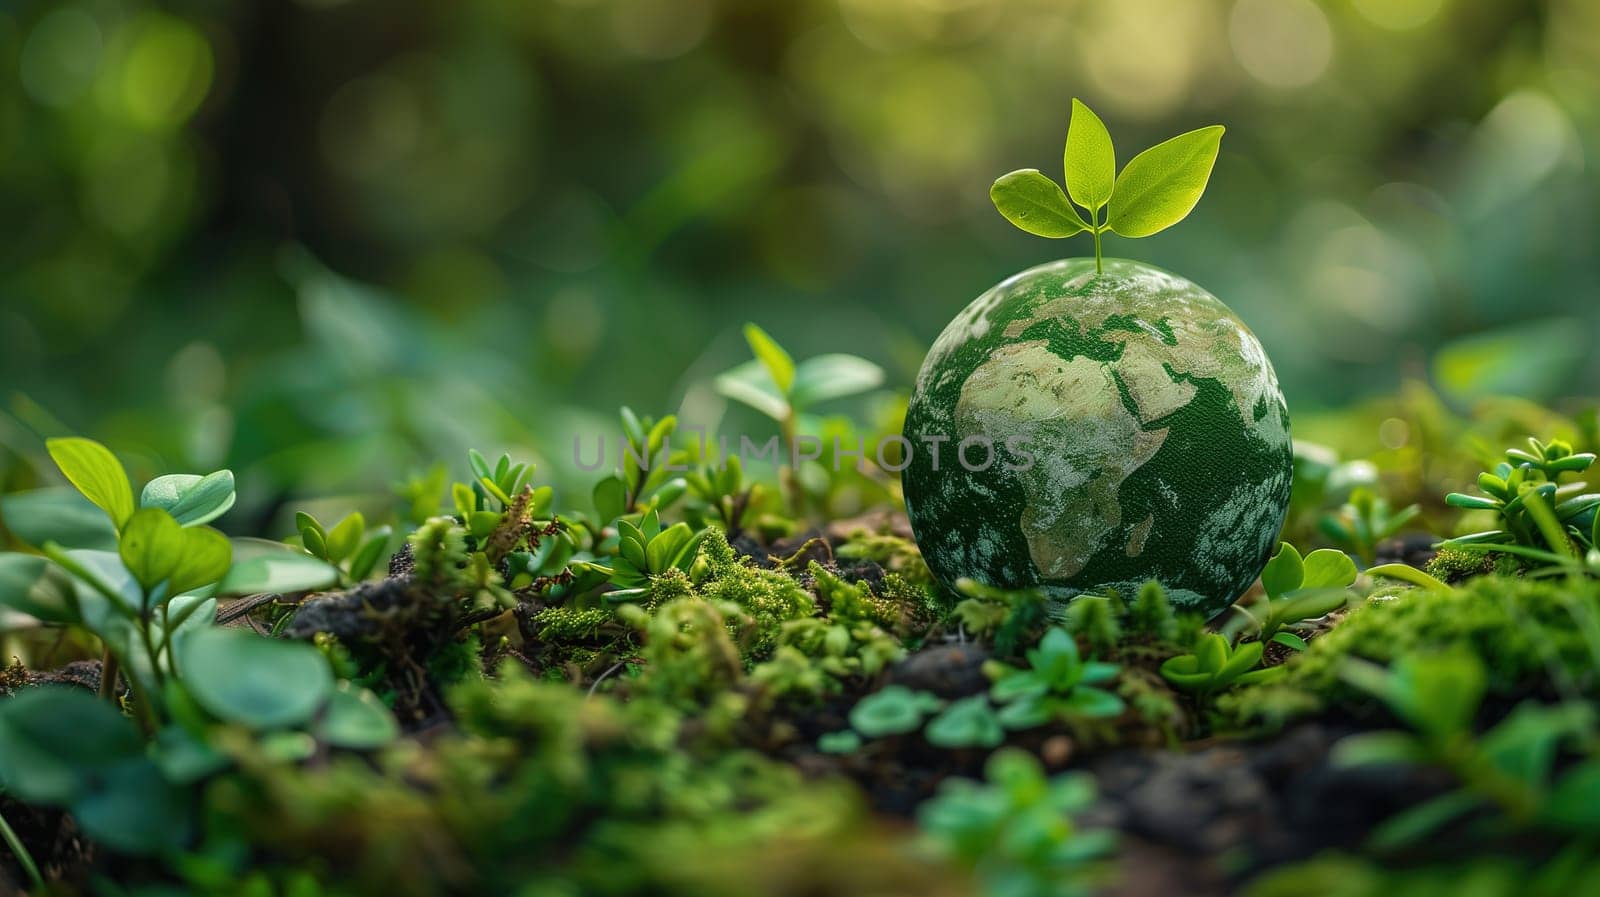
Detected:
left=1, top=0, right=1597, bottom=528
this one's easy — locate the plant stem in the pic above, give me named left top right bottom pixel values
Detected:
left=1092, top=227, right=1103, bottom=274
left=0, top=801, right=44, bottom=893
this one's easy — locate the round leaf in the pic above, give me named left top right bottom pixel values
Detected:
left=140, top=471, right=236, bottom=527
left=0, top=488, right=119, bottom=551
left=315, top=684, right=399, bottom=750
left=179, top=628, right=333, bottom=729
left=217, top=539, right=341, bottom=595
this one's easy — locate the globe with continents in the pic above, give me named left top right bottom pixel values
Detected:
left=901, top=258, right=1292, bottom=619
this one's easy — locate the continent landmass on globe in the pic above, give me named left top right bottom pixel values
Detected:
left=902, top=258, right=1293, bottom=616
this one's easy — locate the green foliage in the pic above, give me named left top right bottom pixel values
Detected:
left=849, top=685, right=946, bottom=737
left=992, top=98, right=1223, bottom=272
left=1442, top=437, right=1599, bottom=566
left=1160, top=633, right=1282, bottom=698
left=1334, top=651, right=1600, bottom=848
left=296, top=511, right=393, bottom=584
left=918, top=749, right=1115, bottom=897
left=592, top=407, right=689, bottom=523
left=1236, top=542, right=1356, bottom=650
left=1221, top=575, right=1600, bottom=730
left=695, top=528, right=815, bottom=660
left=1319, top=487, right=1421, bottom=566
left=989, top=627, right=1124, bottom=729
left=591, top=509, right=707, bottom=603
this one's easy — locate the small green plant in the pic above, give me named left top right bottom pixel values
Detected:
left=1334, top=651, right=1600, bottom=848
left=848, top=684, right=946, bottom=737
left=715, top=324, right=883, bottom=512
left=684, top=454, right=763, bottom=537
left=1160, top=632, right=1283, bottom=698
left=1233, top=542, right=1357, bottom=651
left=918, top=748, right=1116, bottom=897
left=1442, top=438, right=1599, bottom=568
left=991, top=98, right=1223, bottom=273
left=581, top=508, right=707, bottom=603
left=296, top=511, right=393, bottom=584
left=1318, top=487, right=1420, bottom=566
left=591, top=407, right=688, bottom=523
left=988, top=627, right=1124, bottom=729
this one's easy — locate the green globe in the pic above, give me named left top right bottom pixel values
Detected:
left=901, top=258, right=1292, bottom=618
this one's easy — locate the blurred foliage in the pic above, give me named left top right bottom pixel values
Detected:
left=2, top=0, right=1598, bottom=529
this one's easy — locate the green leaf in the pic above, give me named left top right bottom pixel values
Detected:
left=178, top=627, right=333, bottom=729
left=1300, top=549, right=1358, bottom=590
left=1362, top=563, right=1451, bottom=597
left=1368, top=791, right=1483, bottom=851
left=1063, top=686, right=1125, bottom=718
left=593, top=475, right=628, bottom=523
left=925, top=696, right=1005, bottom=749
left=0, top=488, right=119, bottom=551
left=1064, top=98, right=1115, bottom=212
left=347, top=528, right=391, bottom=581
left=216, top=539, right=341, bottom=595
left=71, top=758, right=191, bottom=855
left=118, top=509, right=231, bottom=599
left=139, top=471, right=236, bottom=527
left=715, top=359, right=790, bottom=422
left=0, top=686, right=143, bottom=805
left=1106, top=125, right=1224, bottom=238
left=743, top=323, right=795, bottom=395
left=990, top=169, right=1090, bottom=238
left=314, top=684, right=399, bottom=750
left=324, top=513, right=365, bottom=564
left=1330, top=731, right=1430, bottom=767
left=1271, top=631, right=1310, bottom=652
left=1260, top=542, right=1303, bottom=599
left=0, top=553, right=80, bottom=624
left=789, top=354, right=885, bottom=412
left=46, top=437, right=135, bottom=530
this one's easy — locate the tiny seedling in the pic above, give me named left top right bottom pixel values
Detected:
left=715, top=324, right=883, bottom=512
left=591, top=407, right=689, bottom=523
left=1235, top=542, right=1357, bottom=651
left=992, top=98, right=1223, bottom=273
left=297, top=511, right=393, bottom=584
left=848, top=685, right=946, bottom=737
left=1159, top=633, right=1283, bottom=697
left=918, top=749, right=1116, bottom=897
left=579, top=507, right=707, bottom=603
left=988, top=627, right=1124, bottom=729
left=1318, top=487, right=1421, bottom=567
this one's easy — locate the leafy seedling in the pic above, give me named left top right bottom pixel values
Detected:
left=1319, top=487, right=1420, bottom=567
left=1442, top=438, right=1599, bottom=566
left=992, top=98, right=1223, bottom=273
left=924, top=695, right=1006, bottom=749
left=918, top=749, right=1116, bottom=897
left=297, top=511, right=393, bottom=584
left=582, top=508, right=707, bottom=603
left=1334, top=651, right=1599, bottom=848
left=848, top=685, right=946, bottom=737
left=989, top=627, right=1124, bottom=729
left=591, top=407, right=688, bottom=523
left=1235, top=542, right=1357, bottom=650
left=715, top=324, right=883, bottom=512
left=1160, top=633, right=1283, bottom=697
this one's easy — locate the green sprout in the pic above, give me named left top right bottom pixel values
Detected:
left=1233, top=542, right=1357, bottom=651
left=296, top=511, right=393, bottom=585
left=991, top=98, right=1224, bottom=273
left=715, top=323, right=883, bottom=513
left=988, top=627, right=1124, bottom=729
left=1160, top=632, right=1283, bottom=698
left=1319, top=486, right=1421, bottom=567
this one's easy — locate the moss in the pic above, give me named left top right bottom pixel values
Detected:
left=529, top=606, right=615, bottom=642
left=1424, top=546, right=1509, bottom=583
left=1221, top=576, right=1600, bottom=729
left=697, top=529, right=815, bottom=660
left=834, top=529, right=936, bottom=586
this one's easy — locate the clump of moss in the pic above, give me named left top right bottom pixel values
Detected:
left=1423, top=546, right=1514, bottom=583
left=529, top=606, right=615, bottom=642
left=1, top=657, right=26, bottom=696
left=1221, top=575, right=1600, bottom=729
left=698, top=529, right=815, bottom=660
left=834, top=529, right=936, bottom=586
